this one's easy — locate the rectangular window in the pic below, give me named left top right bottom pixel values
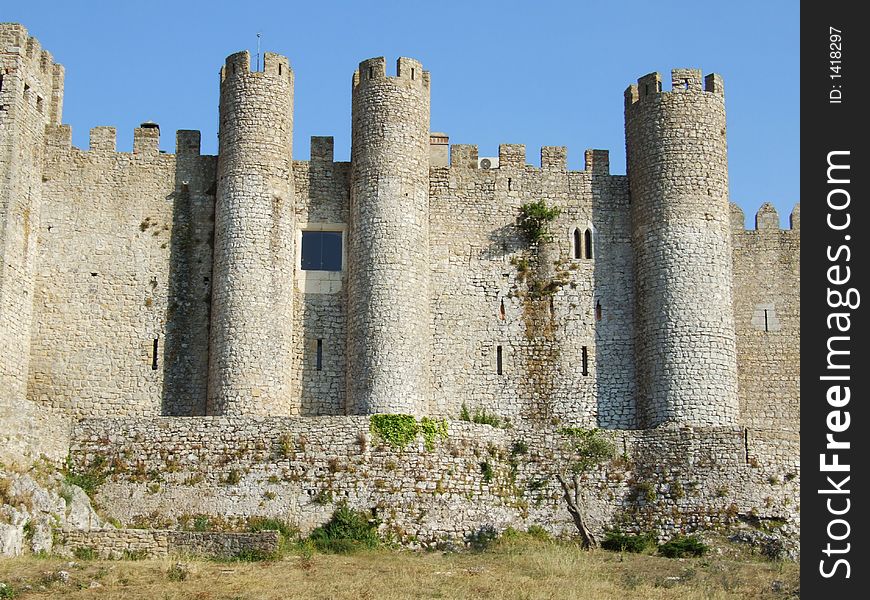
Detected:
left=496, top=345, right=503, bottom=375
left=301, top=231, right=342, bottom=271
left=316, top=339, right=323, bottom=371
left=581, top=346, right=588, bottom=376
left=152, top=338, right=159, bottom=371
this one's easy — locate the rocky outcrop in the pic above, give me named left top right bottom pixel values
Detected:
left=0, top=467, right=105, bottom=557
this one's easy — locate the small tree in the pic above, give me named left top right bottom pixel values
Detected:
left=554, top=428, right=615, bottom=549
left=516, top=200, right=561, bottom=244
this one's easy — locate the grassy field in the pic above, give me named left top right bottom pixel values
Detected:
left=0, top=536, right=798, bottom=600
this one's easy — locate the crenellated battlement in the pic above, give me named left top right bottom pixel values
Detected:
left=220, top=50, right=293, bottom=84
left=40, top=123, right=207, bottom=158
left=1, top=23, right=65, bottom=124
left=352, top=56, right=429, bottom=91
left=730, top=202, right=801, bottom=232
left=1, top=23, right=60, bottom=77
left=624, top=68, right=724, bottom=109
left=444, top=143, right=610, bottom=175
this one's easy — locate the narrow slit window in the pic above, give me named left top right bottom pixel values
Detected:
left=581, top=346, right=588, bottom=376
left=763, top=309, right=769, bottom=332
left=496, top=345, right=503, bottom=375
left=278, top=64, right=283, bottom=76
left=507, top=178, right=512, bottom=191
left=584, top=229, right=593, bottom=259
left=411, top=68, right=415, bottom=80
left=743, top=428, right=750, bottom=464
left=573, top=228, right=582, bottom=259
left=151, top=338, right=159, bottom=371
left=499, top=298, right=506, bottom=321
left=316, top=339, right=323, bottom=371
left=595, top=301, right=602, bottom=321
left=684, top=79, right=689, bottom=90
left=368, top=66, right=374, bottom=79
left=0, top=74, right=4, bottom=92
left=36, top=96, right=43, bottom=113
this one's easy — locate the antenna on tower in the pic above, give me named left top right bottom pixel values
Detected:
left=256, top=32, right=261, bottom=71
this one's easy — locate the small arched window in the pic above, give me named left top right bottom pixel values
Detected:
left=573, top=228, right=582, bottom=259
left=584, top=229, right=593, bottom=260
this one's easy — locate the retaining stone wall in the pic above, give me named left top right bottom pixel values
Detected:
left=70, top=416, right=799, bottom=547
left=57, top=528, right=279, bottom=560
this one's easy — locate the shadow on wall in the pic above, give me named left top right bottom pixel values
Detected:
left=590, top=152, right=638, bottom=430
left=161, top=132, right=215, bottom=416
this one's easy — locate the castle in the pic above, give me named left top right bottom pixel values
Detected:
left=1, top=23, right=800, bottom=553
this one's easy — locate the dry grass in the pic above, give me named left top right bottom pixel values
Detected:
left=0, top=537, right=798, bottom=600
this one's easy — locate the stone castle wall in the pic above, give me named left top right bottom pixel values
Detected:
left=348, top=58, right=433, bottom=415
left=731, top=203, right=800, bottom=432
left=28, top=125, right=215, bottom=418
left=0, top=25, right=801, bottom=554
left=69, top=417, right=799, bottom=546
left=0, top=25, right=62, bottom=403
left=625, top=70, right=739, bottom=428
left=429, top=147, right=636, bottom=428
left=209, top=51, right=297, bottom=416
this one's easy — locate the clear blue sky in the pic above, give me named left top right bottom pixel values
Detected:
left=6, top=0, right=798, bottom=225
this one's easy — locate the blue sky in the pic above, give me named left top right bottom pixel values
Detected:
left=5, top=1, right=799, bottom=225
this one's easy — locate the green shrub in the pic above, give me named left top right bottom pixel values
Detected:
left=167, top=562, right=189, bottom=581
left=510, top=440, right=528, bottom=456
left=526, top=525, right=552, bottom=541
left=192, top=514, right=211, bottom=532
left=658, top=535, right=708, bottom=558
left=466, top=525, right=498, bottom=551
left=419, top=417, right=448, bottom=451
left=73, top=546, right=96, bottom=560
left=369, top=414, right=419, bottom=450
left=308, top=505, right=380, bottom=554
left=480, top=461, right=494, bottom=483
left=277, top=433, right=295, bottom=458
left=63, top=455, right=106, bottom=496
left=559, top=428, right=615, bottom=472
left=0, top=582, right=15, bottom=599
left=225, top=548, right=275, bottom=562
left=517, top=200, right=561, bottom=243
left=601, top=530, right=656, bottom=553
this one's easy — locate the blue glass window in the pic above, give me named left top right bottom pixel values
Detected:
left=301, top=231, right=342, bottom=271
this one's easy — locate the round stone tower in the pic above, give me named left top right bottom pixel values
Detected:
left=208, top=51, right=296, bottom=416
left=347, top=57, right=432, bottom=415
left=624, top=69, right=739, bottom=427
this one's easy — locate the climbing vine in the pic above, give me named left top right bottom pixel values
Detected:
left=420, top=417, right=449, bottom=451
left=369, top=415, right=448, bottom=451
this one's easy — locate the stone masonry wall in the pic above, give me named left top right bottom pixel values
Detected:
left=0, top=24, right=62, bottom=404
left=57, top=528, right=279, bottom=560
left=731, top=202, right=800, bottom=431
left=348, top=57, right=433, bottom=415
left=70, top=417, right=799, bottom=547
left=625, top=69, right=739, bottom=427
left=0, top=398, right=69, bottom=467
left=28, top=125, right=215, bottom=418
left=209, top=51, right=297, bottom=416
left=429, top=147, right=637, bottom=428
left=291, top=137, right=351, bottom=415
